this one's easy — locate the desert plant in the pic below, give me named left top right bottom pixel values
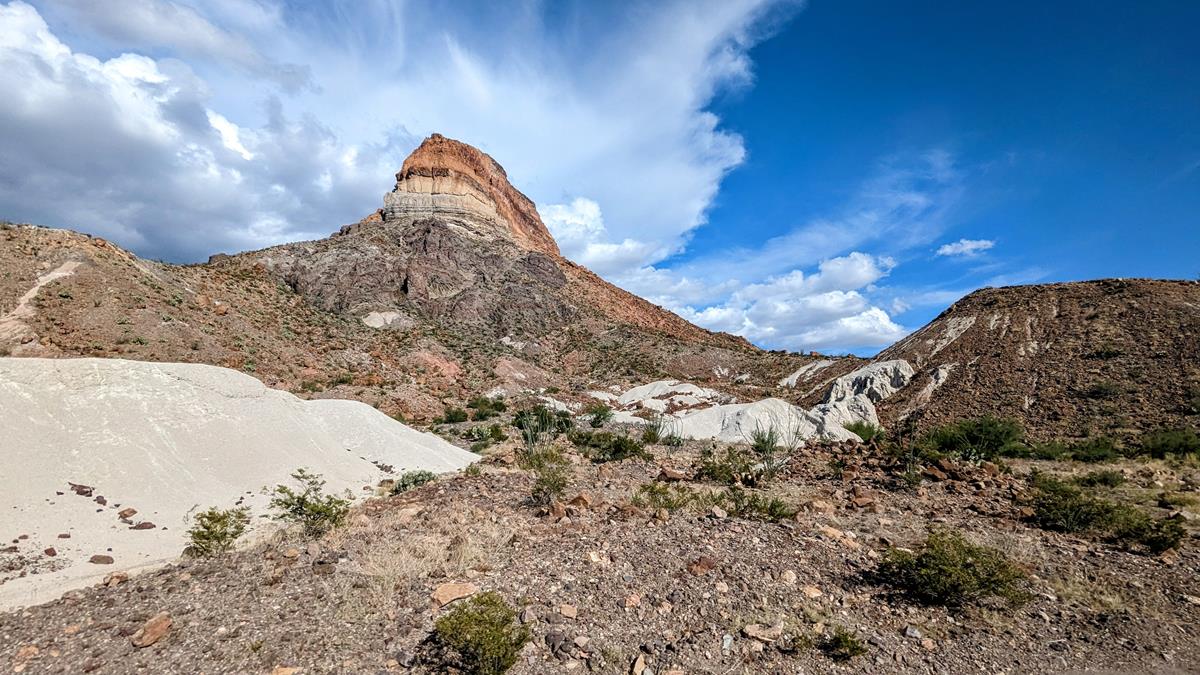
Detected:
left=1028, top=474, right=1184, bottom=553
left=718, top=487, right=797, bottom=522
left=530, top=460, right=569, bottom=506
left=818, top=626, right=868, bottom=662
left=391, top=470, right=437, bottom=495
left=1186, top=387, right=1200, bottom=415
left=698, top=446, right=768, bottom=487
left=467, top=396, right=507, bottom=421
left=916, top=417, right=1025, bottom=462
left=1139, top=428, right=1200, bottom=459
left=584, top=403, right=614, bottom=428
left=844, top=421, right=884, bottom=443
left=186, top=506, right=250, bottom=557
left=268, top=468, right=350, bottom=537
left=1074, top=469, right=1125, bottom=488
left=431, top=591, right=530, bottom=675
left=568, top=430, right=650, bottom=463
left=641, top=412, right=668, bottom=445
left=877, top=529, right=1029, bottom=607
left=439, top=407, right=470, bottom=424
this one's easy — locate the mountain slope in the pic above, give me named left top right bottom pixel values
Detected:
left=862, top=279, right=1200, bottom=439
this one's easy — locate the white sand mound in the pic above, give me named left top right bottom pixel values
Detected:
left=0, top=357, right=476, bottom=609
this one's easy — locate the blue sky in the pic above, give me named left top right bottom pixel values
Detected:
left=0, top=1, right=1196, bottom=354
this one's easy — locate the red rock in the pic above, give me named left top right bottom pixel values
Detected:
left=117, top=507, right=138, bottom=519
left=430, top=582, right=478, bottom=608
left=129, top=522, right=156, bottom=530
left=43, top=547, right=56, bottom=557
left=130, top=612, right=172, bottom=648
left=656, top=467, right=690, bottom=482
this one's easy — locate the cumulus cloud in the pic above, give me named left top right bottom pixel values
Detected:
left=672, top=253, right=906, bottom=351
left=539, top=198, right=664, bottom=277
left=936, top=238, right=995, bottom=257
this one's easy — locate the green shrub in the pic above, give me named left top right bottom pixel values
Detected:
left=844, top=421, right=884, bottom=443
left=467, top=396, right=507, bottom=421
left=391, top=470, right=437, bottom=495
left=463, top=463, right=483, bottom=477
left=530, top=460, right=569, bottom=506
left=1139, top=428, right=1200, bottom=458
left=186, top=506, right=250, bottom=557
left=1186, top=387, right=1200, bottom=415
left=1026, top=436, right=1124, bottom=463
left=718, top=487, right=797, bottom=522
left=662, top=433, right=685, bottom=447
left=818, top=626, right=868, bottom=662
left=584, top=403, right=614, bottom=428
left=439, top=407, right=469, bottom=424
left=1028, top=474, right=1185, bottom=553
left=568, top=430, right=649, bottom=463
left=268, top=468, right=350, bottom=537
left=641, top=413, right=668, bottom=445
left=698, top=446, right=768, bottom=487
left=431, top=592, right=530, bottom=675
left=877, top=529, right=1029, bottom=607
left=916, top=417, right=1025, bottom=462
left=1074, top=469, right=1125, bottom=488
left=749, top=425, right=781, bottom=457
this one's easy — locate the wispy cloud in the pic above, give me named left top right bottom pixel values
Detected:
left=936, top=238, right=995, bottom=257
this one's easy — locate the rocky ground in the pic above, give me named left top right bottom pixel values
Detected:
left=3, top=421, right=1198, bottom=674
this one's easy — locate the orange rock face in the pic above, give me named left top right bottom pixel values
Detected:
left=384, top=133, right=561, bottom=257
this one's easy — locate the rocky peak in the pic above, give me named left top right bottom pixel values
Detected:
left=382, top=133, right=561, bottom=256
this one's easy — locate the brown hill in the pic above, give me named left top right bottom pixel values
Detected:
left=868, top=279, right=1200, bottom=440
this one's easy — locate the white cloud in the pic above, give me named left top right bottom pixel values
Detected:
left=670, top=252, right=907, bottom=352
left=540, top=198, right=665, bottom=276
left=936, top=238, right=995, bottom=257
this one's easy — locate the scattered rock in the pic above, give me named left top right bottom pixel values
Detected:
left=117, top=507, right=138, bottom=519
left=742, top=623, right=783, bottom=643
left=560, top=604, right=578, bottom=619
left=130, top=612, right=172, bottom=648
left=688, top=555, right=717, bottom=576
left=43, top=547, right=56, bottom=557
left=88, top=555, right=114, bottom=565
left=431, top=582, right=478, bottom=608
left=130, top=521, right=156, bottom=530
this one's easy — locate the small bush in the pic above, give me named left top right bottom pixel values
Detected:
left=844, top=421, right=884, bottom=443
left=584, top=403, right=614, bottom=428
left=391, top=470, right=437, bottom=495
left=749, top=426, right=781, bottom=457
left=1080, top=381, right=1121, bottom=400
left=719, top=487, right=797, bottom=522
left=529, top=453, right=569, bottom=506
left=1074, top=469, right=1125, bottom=488
left=698, top=446, right=767, bottom=487
left=568, top=430, right=649, bottom=463
left=268, top=468, right=350, bottom=537
left=1186, top=387, right=1200, bottom=415
left=186, top=506, right=249, bottom=557
left=641, top=413, right=668, bottom=445
left=467, top=395, right=507, bottom=421
left=1028, top=474, right=1184, bottom=553
left=1139, top=428, right=1200, bottom=459
left=662, top=433, right=685, bottom=447
left=877, top=529, right=1028, bottom=607
left=818, top=626, right=868, bottom=662
left=916, top=417, right=1025, bottom=462
left=431, top=591, right=530, bottom=675
left=1026, top=436, right=1124, bottom=463
left=439, top=407, right=469, bottom=424
left=463, top=463, right=483, bottom=477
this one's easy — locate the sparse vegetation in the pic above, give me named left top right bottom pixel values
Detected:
left=719, top=487, right=798, bottom=522
left=844, top=420, right=884, bottom=442
left=698, top=445, right=766, bottom=487
left=438, top=407, right=470, bottom=424
left=818, top=626, right=868, bottom=662
left=1139, top=428, right=1200, bottom=459
left=584, top=402, right=613, bottom=428
left=877, top=529, right=1029, bottom=607
left=1028, top=474, right=1185, bottom=553
left=1074, top=469, right=1125, bottom=488
left=431, top=592, right=530, bottom=675
left=915, top=416, right=1025, bottom=462
left=391, top=470, right=437, bottom=495
left=568, top=430, right=649, bottom=463
left=1080, top=381, right=1122, bottom=400
left=467, top=395, right=507, bottom=421
left=268, top=468, right=351, bottom=537
left=641, top=412, right=668, bottom=445
left=530, top=460, right=569, bottom=506
left=186, top=506, right=250, bottom=557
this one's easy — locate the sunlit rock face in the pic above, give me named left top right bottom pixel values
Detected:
left=382, top=133, right=561, bottom=256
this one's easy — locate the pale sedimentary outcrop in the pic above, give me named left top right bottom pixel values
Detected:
left=0, top=357, right=476, bottom=608
left=823, top=360, right=915, bottom=404
left=778, top=359, right=835, bottom=388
